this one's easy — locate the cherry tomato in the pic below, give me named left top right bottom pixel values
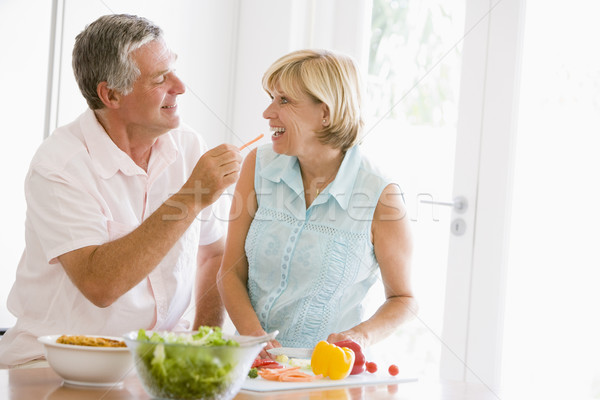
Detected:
left=388, top=364, right=399, bottom=376
left=365, top=361, right=378, bottom=373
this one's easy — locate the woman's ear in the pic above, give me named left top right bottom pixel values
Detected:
left=321, top=103, right=331, bottom=126
left=96, top=82, right=121, bottom=109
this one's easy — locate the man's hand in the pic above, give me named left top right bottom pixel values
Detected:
left=183, top=144, right=242, bottom=211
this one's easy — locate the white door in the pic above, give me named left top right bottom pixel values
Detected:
left=439, top=0, right=525, bottom=388
left=363, top=0, right=526, bottom=388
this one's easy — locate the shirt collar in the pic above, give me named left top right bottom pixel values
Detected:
left=260, top=150, right=304, bottom=196
left=259, top=145, right=362, bottom=210
left=80, top=109, right=178, bottom=179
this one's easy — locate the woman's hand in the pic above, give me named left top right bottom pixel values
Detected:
left=245, top=328, right=282, bottom=359
left=326, top=330, right=366, bottom=349
left=259, top=338, right=282, bottom=359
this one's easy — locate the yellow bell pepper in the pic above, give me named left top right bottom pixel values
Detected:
left=311, top=340, right=355, bottom=380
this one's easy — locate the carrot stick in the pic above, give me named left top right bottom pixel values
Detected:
left=239, top=134, right=264, bottom=150
left=258, top=366, right=320, bottom=382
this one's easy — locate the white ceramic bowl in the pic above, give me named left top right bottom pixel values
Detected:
left=38, top=335, right=133, bottom=387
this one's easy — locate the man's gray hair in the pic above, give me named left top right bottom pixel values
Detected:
left=72, top=14, right=163, bottom=110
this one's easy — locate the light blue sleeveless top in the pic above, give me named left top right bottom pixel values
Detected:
left=245, top=144, right=391, bottom=348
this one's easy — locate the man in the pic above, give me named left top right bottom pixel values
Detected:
left=0, top=14, right=241, bottom=367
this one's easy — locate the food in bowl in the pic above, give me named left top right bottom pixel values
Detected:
left=38, top=334, right=133, bottom=386
left=56, top=334, right=126, bottom=347
left=123, top=327, right=266, bottom=400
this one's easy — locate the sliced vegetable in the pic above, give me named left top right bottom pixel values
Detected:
left=275, top=354, right=289, bottom=364
left=333, top=339, right=365, bottom=375
left=288, top=358, right=312, bottom=370
left=258, top=366, right=321, bottom=382
left=310, top=341, right=355, bottom=380
left=248, top=368, right=258, bottom=378
left=251, top=358, right=283, bottom=369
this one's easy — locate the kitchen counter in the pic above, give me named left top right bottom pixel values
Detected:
left=0, top=366, right=506, bottom=399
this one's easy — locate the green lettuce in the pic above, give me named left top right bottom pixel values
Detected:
left=134, top=328, right=241, bottom=399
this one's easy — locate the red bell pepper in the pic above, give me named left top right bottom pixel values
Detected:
left=334, top=339, right=366, bottom=375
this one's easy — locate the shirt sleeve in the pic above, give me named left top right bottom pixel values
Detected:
left=196, top=192, right=231, bottom=246
left=26, top=168, right=109, bottom=264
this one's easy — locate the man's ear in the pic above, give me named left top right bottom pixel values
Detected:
left=96, top=82, right=121, bottom=109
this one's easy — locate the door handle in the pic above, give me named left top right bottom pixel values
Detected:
left=420, top=196, right=468, bottom=214
left=420, top=196, right=468, bottom=236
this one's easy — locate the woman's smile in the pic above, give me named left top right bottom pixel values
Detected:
left=270, top=126, right=285, bottom=138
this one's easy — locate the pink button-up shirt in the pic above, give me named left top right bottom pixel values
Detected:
left=0, top=109, right=226, bottom=367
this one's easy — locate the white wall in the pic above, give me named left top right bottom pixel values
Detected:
left=0, top=0, right=372, bottom=330
left=0, top=0, right=52, bottom=329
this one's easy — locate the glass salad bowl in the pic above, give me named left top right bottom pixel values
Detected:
left=123, top=328, right=276, bottom=400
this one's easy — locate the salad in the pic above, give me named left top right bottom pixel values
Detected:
left=133, top=328, right=241, bottom=399
left=136, top=327, right=239, bottom=347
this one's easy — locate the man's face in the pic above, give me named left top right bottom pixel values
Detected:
left=117, top=39, right=185, bottom=137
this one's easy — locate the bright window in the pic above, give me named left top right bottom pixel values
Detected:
left=362, top=0, right=465, bottom=378
left=502, top=1, right=600, bottom=397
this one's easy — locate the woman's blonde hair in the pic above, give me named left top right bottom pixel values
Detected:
left=262, top=49, right=364, bottom=152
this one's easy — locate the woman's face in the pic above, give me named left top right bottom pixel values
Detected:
left=262, top=84, right=327, bottom=157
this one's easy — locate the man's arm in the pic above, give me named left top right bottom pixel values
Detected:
left=58, top=144, right=241, bottom=308
left=193, top=237, right=226, bottom=329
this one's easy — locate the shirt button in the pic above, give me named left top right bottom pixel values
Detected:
left=286, top=247, right=291, bottom=253
left=290, top=236, right=296, bottom=241
left=284, top=255, right=289, bottom=261
left=297, top=221, right=303, bottom=227
left=261, top=312, right=266, bottom=318
left=293, top=228, right=299, bottom=233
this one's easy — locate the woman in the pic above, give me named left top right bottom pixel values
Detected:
left=218, top=49, right=415, bottom=355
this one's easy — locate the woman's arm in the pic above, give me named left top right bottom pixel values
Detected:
left=327, top=183, right=417, bottom=347
left=217, top=148, right=280, bottom=354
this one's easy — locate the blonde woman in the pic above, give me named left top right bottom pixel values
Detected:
left=218, top=49, right=415, bottom=356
